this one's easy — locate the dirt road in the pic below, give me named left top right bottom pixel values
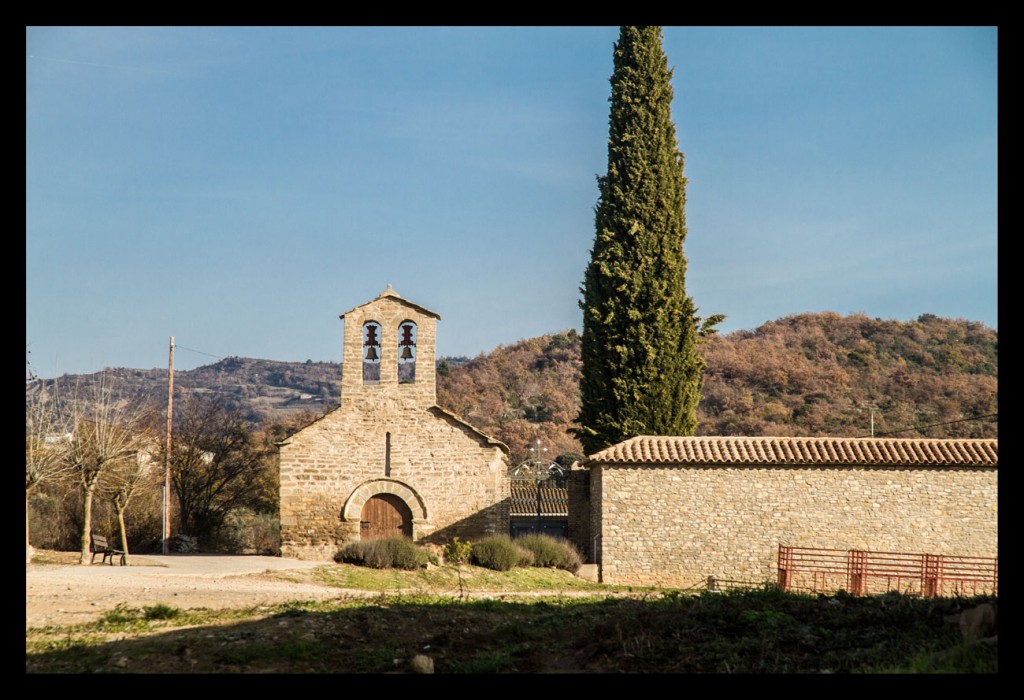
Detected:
left=26, top=554, right=354, bottom=628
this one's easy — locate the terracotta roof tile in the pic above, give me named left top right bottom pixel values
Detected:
left=585, top=436, right=997, bottom=467
left=509, top=483, right=569, bottom=516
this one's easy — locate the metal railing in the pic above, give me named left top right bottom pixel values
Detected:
left=777, top=545, right=997, bottom=598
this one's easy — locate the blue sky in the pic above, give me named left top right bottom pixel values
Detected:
left=26, top=26, right=998, bottom=379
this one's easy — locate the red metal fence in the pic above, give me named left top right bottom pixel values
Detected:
left=777, top=545, right=997, bottom=598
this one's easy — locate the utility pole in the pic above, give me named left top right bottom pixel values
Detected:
left=163, top=336, right=174, bottom=554
left=531, top=438, right=546, bottom=532
left=866, top=401, right=877, bottom=438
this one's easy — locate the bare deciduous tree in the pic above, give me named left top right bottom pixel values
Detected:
left=97, top=432, right=160, bottom=565
left=26, top=381, right=72, bottom=563
left=63, top=375, right=148, bottom=565
left=163, top=394, right=276, bottom=547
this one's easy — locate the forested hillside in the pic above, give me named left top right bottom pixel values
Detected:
left=35, top=313, right=996, bottom=465
left=436, top=314, right=996, bottom=462
left=696, top=313, right=996, bottom=440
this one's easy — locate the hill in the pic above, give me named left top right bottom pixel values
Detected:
left=698, top=312, right=996, bottom=440
left=33, top=313, right=997, bottom=464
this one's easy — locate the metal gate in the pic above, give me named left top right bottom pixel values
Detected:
left=509, top=444, right=568, bottom=539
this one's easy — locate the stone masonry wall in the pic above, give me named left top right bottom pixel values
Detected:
left=279, top=404, right=509, bottom=559
left=567, top=468, right=592, bottom=561
left=340, top=291, right=438, bottom=409
left=595, top=464, right=997, bottom=588
left=279, top=291, right=510, bottom=560
left=590, top=466, right=604, bottom=569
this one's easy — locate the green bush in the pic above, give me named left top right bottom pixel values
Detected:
left=470, top=536, right=533, bottom=571
left=334, top=537, right=428, bottom=570
left=443, top=537, right=473, bottom=565
left=515, top=534, right=582, bottom=573
left=143, top=604, right=182, bottom=620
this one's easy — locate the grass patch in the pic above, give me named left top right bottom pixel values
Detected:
left=28, top=550, right=82, bottom=566
left=218, top=638, right=331, bottom=666
left=28, top=556, right=995, bottom=674
left=143, top=604, right=182, bottom=620
left=311, top=559, right=609, bottom=594
left=877, top=640, right=998, bottom=673
left=98, top=604, right=141, bottom=627
left=97, top=603, right=186, bottom=629
left=27, top=591, right=996, bottom=674
left=448, top=649, right=519, bottom=674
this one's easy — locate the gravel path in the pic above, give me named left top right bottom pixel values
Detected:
left=26, top=555, right=355, bottom=628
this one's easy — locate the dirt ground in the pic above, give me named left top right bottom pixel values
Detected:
left=26, top=553, right=360, bottom=629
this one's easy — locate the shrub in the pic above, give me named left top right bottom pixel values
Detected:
left=209, top=508, right=280, bottom=554
left=470, top=536, right=533, bottom=571
left=143, top=604, right=182, bottom=620
left=443, top=537, right=473, bottom=565
left=334, top=537, right=429, bottom=570
left=515, top=534, right=582, bottom=573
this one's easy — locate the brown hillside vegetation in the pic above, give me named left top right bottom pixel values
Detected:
left=437, top=330, right=585, bottom=466
left=35, top=313, right=996, bottom=465
left=697, top=312, right=997, bottom=440
left=436, top=314, right=996, bottom=462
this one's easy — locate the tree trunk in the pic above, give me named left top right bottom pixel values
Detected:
left=115, top=498, right=131, bottom=566
left=26, top=490, right=33, bottom=565
left=79, top=481, right=96, bottom=565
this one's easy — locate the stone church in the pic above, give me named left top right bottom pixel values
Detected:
left=278, top=286, right=510, bottom=560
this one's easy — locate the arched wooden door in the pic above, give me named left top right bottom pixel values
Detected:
left=360, top=493, right=413, bottom=540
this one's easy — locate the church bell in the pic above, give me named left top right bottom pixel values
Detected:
left=365, top=346, right=379, bottom=361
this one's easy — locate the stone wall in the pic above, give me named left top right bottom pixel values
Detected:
left=567, top=468, right=593, bottom=561
left=339, top=288, right=438, bottom=410
left=593, top=464, right=997, bottom=588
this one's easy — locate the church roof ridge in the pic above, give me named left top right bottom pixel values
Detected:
left=339, top=285, right=441, bottom=320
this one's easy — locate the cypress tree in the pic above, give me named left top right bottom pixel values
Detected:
left=575, top=26, right=722, bottom=455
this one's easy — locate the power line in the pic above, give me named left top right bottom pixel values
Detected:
left=174, top=344, right=223, bottom=360
left=856, top=413, right=997, bottom=438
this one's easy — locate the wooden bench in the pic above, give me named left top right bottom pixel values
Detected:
left=90, top=534, right=126, bottom=566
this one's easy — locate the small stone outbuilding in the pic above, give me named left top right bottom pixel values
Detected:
left=573, top=435, right=997, bottom=589
left=278, top=286, right=510, bottom=560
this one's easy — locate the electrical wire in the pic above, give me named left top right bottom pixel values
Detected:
left=856, top=413, right=997, bottom=438
left=173, top=344, right=223, bottom=360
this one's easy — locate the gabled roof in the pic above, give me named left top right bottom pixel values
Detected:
left=275, top=404, right=509, bottom=455
left=585, top=436, right=997, bottom=468
left=429, top=405, right=510, bottom=455
left=339, top=284, right=441, bottom=320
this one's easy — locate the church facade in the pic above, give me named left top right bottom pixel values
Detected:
left=278, top=286, right=510, bottom=560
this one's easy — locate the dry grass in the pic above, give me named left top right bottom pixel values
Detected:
left=26, top=555, right=997, bottom=674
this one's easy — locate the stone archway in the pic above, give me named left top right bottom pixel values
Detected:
left=342, top=479, right=429, bottom=540
left=360, top=493, right=413, bottom=540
